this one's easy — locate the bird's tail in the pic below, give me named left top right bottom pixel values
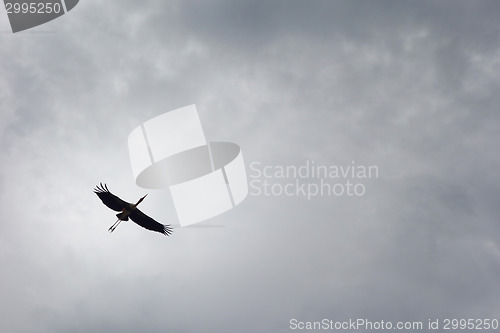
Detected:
left=116, top=212, right=129, bottom=221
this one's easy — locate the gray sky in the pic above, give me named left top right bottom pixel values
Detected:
left=1, top=1, right=499, bottom=332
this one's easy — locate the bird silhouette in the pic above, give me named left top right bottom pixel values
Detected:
left=94, top=183, right=173, bottom=236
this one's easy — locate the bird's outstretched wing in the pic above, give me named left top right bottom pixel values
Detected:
left=94, top=183, right=128, bottom=212
left=129, top=209, right=173, bottom=236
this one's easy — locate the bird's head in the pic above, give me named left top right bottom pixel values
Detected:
left=137, top=194, right=148, bottom=205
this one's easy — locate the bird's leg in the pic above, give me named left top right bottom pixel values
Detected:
left=108, top=219, right=121, bottom=233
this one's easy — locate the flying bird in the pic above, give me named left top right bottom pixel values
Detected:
left=94, top=183, right=173, bottom=236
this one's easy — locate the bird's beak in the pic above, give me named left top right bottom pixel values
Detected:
left=143, top=194, right=148, bottom=199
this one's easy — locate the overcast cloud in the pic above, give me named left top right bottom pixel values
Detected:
left=1, top=1, right=499, bottom=332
